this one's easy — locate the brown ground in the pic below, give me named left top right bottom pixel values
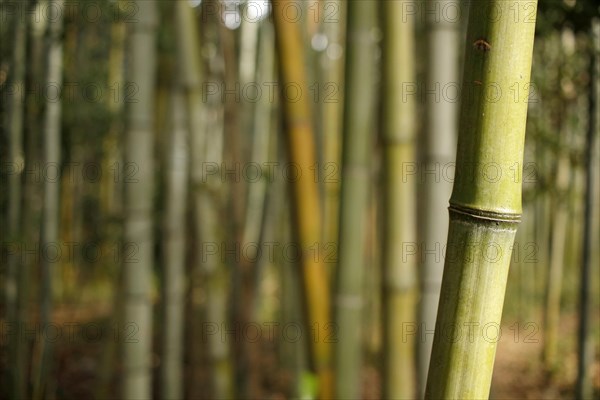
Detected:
left=2, top=306, right=598, bottom=399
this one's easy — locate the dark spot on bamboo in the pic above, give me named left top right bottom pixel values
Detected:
left=473, top=39, right=491, bottom=52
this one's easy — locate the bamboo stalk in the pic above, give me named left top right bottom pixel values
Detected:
left=5, top=3, right=27, bottom=397
left=184, top=3, right=234, bottom=397
left=576, top=18, right=599, bottom=399
left=419, top=0, right=459, bottom=394
left=122, top=1, right=158, bottom=398
left=35, top=0, right=64, bottom=397
left=543, top=142, right=570, bottom=369
left=381, top=1, right=418, bottom=398
left=96, top=2, right=126, bottom=395
left=322, top=0, right=344, bottom=266
left=272, top=1, right=333, bottom=396
left=15, top=3, right=48, bottom=396
left=425, top=1, right=538, bottom=397
left=160, top=76, right=189, bottom=400
left=334, top=0, right=377, bottom=398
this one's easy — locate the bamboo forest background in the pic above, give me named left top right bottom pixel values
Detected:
left=0, top=0, right=599, bottom=399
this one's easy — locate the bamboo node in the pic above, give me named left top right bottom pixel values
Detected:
left=448, top=203, right=521, bottom=224
left=335, top=294, right=364, bottom=309
left=473, top=39, right=491, bottom=52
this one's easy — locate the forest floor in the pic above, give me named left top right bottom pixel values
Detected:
left=491, top=313, right=600, bottom=399
left=1, top=305, right=598, bottom=399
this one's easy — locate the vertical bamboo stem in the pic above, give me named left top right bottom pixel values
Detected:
left=334, top=0, right=377, bottom=398
left=425, top=1, right=538, bottom=397
left=186, top=3, right=233, bottom=397
left=272, top=1, right=333, bottom=396
left=381, top=1, right=418, bottom=398
left=6, top=3, right=27, bottom=397
left=160, top=70, right=189, bottom=400
left=576, top=18, right=599, bottom=400
left=322, top=0, right=344, bottom=265
left=122, top=1, right=158, bottom=398
left=36, top=0, right=64, bottom=397
left=420, top=0, right=459, bottom=394
left=543, top=143, right=570, bottom=369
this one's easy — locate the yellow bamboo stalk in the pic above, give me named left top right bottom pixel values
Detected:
left=272, top=1, right=332, bottom=397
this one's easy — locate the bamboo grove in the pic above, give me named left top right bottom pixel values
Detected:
left=0, top=0, right=598, bottom=399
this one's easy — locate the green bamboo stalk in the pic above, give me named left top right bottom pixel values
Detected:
left=272, top=1, right=333, bottom=396
left=543, top=141, right=570, bottom=369
left=334, top=0, right=377, bottom=398
left=15, top=3, right=47, bottom=396
left=35, top=0, right=64, bottom=397
left=241, top=21, right=270, bottom=257
left=241, top=27, right=276, bottom=395
left=278, top=177, right=310, bottom=400
left=322, top=0, right=344, bottom=263
left=236, top=19, right=270, bottom=395
left=160, top=84, right=189, bottom=400
left=5, top=3, right=27, bottom=397
left=425, top=1, right=538, bottom=397
left=184, top=3, right=234, bottom=397
left=96, top=4, right=126, bottom=396
left=576, top=18, right=599, bottom=399
left=420, top=0, right=459, bottom=394
left=122, top=1, right=158, bottom=398
left=381, top=1, right=418, bottom=398
left=101, top=0, right=126, bottom=217
left=158, top=5, right=198, bottom=399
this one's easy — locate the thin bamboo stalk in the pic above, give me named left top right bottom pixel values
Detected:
left=6, top=4, right=27, bottom=397
left=425, top=1, right=538, bottom=397
left=122, top=1, right=158, bottom=398
left=239, top=22, right=275, bottom=398
left=576, top=18, right=599, bottom=399
left=543, top=144, right=570, bottom=369
left=272, top=1, right=333, bottom=396
left=101, top=0, right=126, bottom=217
left=184, top=3, right=233, bottom=397
left=160, top=79, right=189, bottom=400
left=35, top=0, right=64, bottom=397
left=96, top=3, right=126, bottom=396
left=419, top=0, right=459, bottom=394
left=381, top=1, right=418, bottom=398
left=322, top=0, right=344, bottom=265
left=334, top=0, right=377, bottom=398
left=16, top=3, right=47, bottom=396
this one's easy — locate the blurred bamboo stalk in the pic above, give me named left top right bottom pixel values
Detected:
left=100, top=0, right=126, bottom=218
left=6, top=1, right=27, bottom=397
left=241, top=21, right=274, bottom=260
left=160, top=6, right=191, bottom=392
left=543, top=137, right=570, bottom=369
left=419, top=0, right=459, bottom=394
left=17, top=1, right=48, bottom=396
left=321, top=0, right=344, bottom=264
left=576, top=17, right=599, bottom=400
left=35, top=0, right=64, bottom=397
left=96, top=2, right=126, bottom=395
left=122, top=1, right=158, bottom=398
left=381, top=1, right=418, bottom=398
left=543, top=38, right=573, bottom=367
left=186, top=3, right=234, bottom=397
left=334, top=0, right=377, bottom=398
left=272, top=1, right=333, bottom=396
left=425, top=1, right=537, bottom=397
left=160, top=89, right=187, bottom=399
left=238, top=13, right=273, bottom=398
